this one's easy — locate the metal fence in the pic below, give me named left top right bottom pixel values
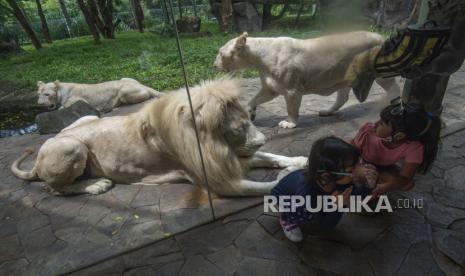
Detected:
left=4, top=4, right=213, bottom=45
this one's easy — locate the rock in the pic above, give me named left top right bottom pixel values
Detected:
left=0, top=219, right=17, bottom=239
left=0, top=235, right=23, bottom=263
left=300, top=237, right=373, bottom=276
left=0, top=258, right=30, bottom=276
left=256, top=214, right=281, bottom=234
left=130, top=185, right=161, bottom=208
left=222, top=205, right=263, bottom=224
left=161, top=207, right=213, bottom=234
left=17, top=214, right=50, bottom=236
left=206, top=245, right=243, bottom=274
left=35, top=101, right=99, bottom=134
left=21, top=225, right=56, bottom=255
left=233, top=2, right=262, bottom=32
left=125, top=260, right=184, bottom=276
left=450, top=219, right=465, bottom=231
left=401, top=191, right=465, bottom=228
left=177, top=220, right=248, bottom=256
left=179, top=255, right=224, bottom=276
left=444, top=166, right=465, bottom=191
left=433, top=229, right=465, bottom=268
left=235, top=221, right=298, bottom=261
left=176, top=16, right=201, bottom=33
left=69, top=257, right=125, bottom=276
left=433, top=184, right=465, bottom=209
left=233, top=256, right=275, bottom=275
left=302, top=213, right=392, bottom=250
left=362, top=231, right=411, bottom=276
left=397, top=242, right=445, bottom=275
left=123, top=238, right=181, bottom=268
left=432, top=246, right=465, bottom=276
left=390, top=223, right=432, bottom=244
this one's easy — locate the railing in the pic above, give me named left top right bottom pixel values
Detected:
left=3, top=4, right=213, bottom=45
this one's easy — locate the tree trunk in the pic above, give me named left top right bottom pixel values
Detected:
left=58, top=0, right=73, bottom=37
left=96, top=0, right=115, bottom=38
left=294, top=1, right=304, bottom=27
left=262, top=3, right=272, bottom=26
left=76, top=0, right=101, bottom=44
left=177, top=0, right=182, bottom=19
left=87, top=0, right=106, bottom=35
left=220, top=0, right=233, bottom=32
left=0, top=34, right=22, bottom=55
left=5, top=0, right=42, bottom=49
left=131, top=0, right=144, bottom=32
left=364, top=0, right=420, bottom=27
left=161, top=0, right=171, bottom=25
left=35, top=0, right=52, bottom=43
left=192, top=0, right=197, bottom=17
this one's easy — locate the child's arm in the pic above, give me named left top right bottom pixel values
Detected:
left=372, top=162, right=418, bottom=197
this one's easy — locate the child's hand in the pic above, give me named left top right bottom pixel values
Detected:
left=332, top=187, right=353, bottom=207
left=371, top=182, right=388, bottom=198
left=362, top=164, right=378, bottom=189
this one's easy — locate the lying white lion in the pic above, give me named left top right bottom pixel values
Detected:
left=13, top=78, right=307, bottom=196
left=214, top=32, right=401, bottom=128
left=37, top=78, right=163, bottom=113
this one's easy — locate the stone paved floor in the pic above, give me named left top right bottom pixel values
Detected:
left=1, top=67, right=465, bottom=275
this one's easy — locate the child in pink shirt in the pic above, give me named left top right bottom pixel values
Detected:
left=351, top=98, right=441, bottom=197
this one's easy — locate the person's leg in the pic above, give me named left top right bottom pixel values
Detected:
left=279, top=213, right=303, bottom=242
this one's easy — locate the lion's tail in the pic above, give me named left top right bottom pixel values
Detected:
left=11, top=148, right=39, bottom=181
left=148, top=87, right=164, bottom=99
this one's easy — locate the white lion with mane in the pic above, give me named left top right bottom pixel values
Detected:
left=37, top=78, right=163, bottom=113
left=13, top=78, right=307, bottom=196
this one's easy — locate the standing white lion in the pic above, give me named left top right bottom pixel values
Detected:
left=37, top=78, right=164, bottom=113
left=12, top=78, right=307, bottom=196
left=214, top=32, right=401, bottom=128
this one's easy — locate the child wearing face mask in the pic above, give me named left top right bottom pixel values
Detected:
left=271, top=136, right=377, bottom=242
left=350, top=98, right=441, bottom=198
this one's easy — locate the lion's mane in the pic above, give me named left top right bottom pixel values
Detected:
left=127, top=77, right=248, bottom=195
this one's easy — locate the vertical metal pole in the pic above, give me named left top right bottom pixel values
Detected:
left=167, top=0, right=216, bottom=221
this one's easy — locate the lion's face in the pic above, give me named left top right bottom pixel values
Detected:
left=214, top=33, right=249, bottom=72
left=37, top=81, right=59, bottom=109
left=221, top=101, right=266, bottom=157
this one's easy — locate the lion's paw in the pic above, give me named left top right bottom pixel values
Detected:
left=276, top=156, right=308, bottom=169
left=277, top=166, right=301, bottom=180
left=278, top=120, right=297, bottom=129
left=85, top=179, right=113, bottom=195
left=291, top=156, right=308, bottom=168
left=318, top=110, right=336, bottom=117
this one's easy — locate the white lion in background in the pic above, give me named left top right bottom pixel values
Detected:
left=37, top=78, right=164, bottom=113
left=214, top=32, right=401, bottom=128
left=13, top=78, right=307, bottom=196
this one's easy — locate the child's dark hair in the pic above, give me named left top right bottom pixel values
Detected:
left=380, top=101, right=441, bottom=174
left=306, top=136, right=360, bottom=182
